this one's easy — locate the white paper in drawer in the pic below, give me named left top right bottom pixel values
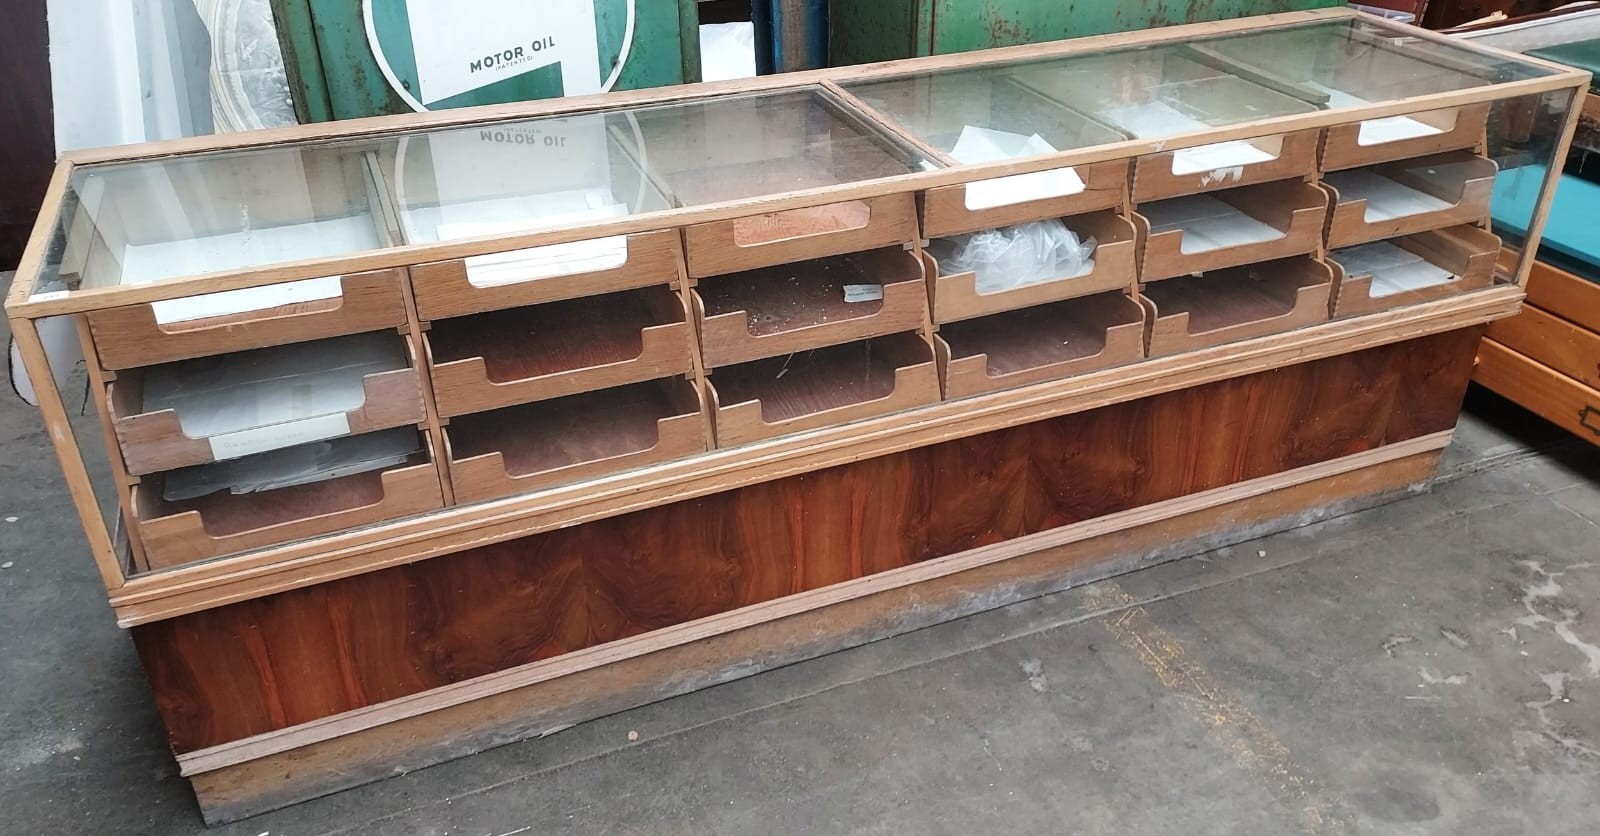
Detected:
left=162, top=427, right=422, bottom=501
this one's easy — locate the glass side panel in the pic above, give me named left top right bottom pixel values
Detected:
left=844, top=16, right=1559, bottom=158
left=34, top=87, right=928, bottom=299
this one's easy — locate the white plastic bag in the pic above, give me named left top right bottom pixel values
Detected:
left=932, top=219, right=1096, bottom=294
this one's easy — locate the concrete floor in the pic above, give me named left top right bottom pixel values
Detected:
left=3, top=325, right=1600, bottom=833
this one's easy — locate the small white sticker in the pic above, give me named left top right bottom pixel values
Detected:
left=30, top=290, right=70, bottom=302
left=207, top=413, right=352, bottom=461
left=843, top=284, right=884, bottom=303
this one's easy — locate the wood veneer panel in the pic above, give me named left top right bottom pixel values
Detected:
left=134, top=328, right=1481, bottom=753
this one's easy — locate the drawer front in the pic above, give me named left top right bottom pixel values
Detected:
left=410, top=230, right=683, bottom=321
left=85, top=269, right=408, bottom=370
left=1132, top=129, right=1320, bottom=203
left=1330, top=225, right=1500, bottom=318
left=921, top=159, right=1128, bottom=239
left=1321, top=103, right=1490, bottom=172
left=683, top=193, right=918, bottom=278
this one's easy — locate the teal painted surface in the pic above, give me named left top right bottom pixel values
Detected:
left=829, top=0, right=1344, bottom=64
left=1493, top=166, right=1600, bottom=277
left=276, top=0, right=694, bottom=122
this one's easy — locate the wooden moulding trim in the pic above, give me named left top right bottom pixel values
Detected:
left=109, top=345, right=429, bottom=477
left=928, top=212, right=1138, bottom=324
left=709, top=340, right=942, bottom=447
left=1523, top=255, right=1600, bottom=333
left=13, top=86, right=1585, bottom=316
left=1475, top=339, right=1600, bottom=443
left=936, top=295, right=1148, bottom=400
left=426, top=290, right=696, bottom=418
left=1320, top=102, right=1490, bottom=173
left=694, top=250, right=930, bottom=368
left=1486, top=306, right=1600, bottom=391
left=1330, top=225, right=1500, bottom=318
left=173, top=427, right=1454, bottom=777
left=920, top=159, right=1129, bottom=239
left=1131, top=128, right=1321, bottom=203
left=1137, top=181, right=1329, bottom=282
left=136, top=443, right=448, bottom=570
left=1147, top=260, right=1335, bottom=356
left=1323, top=152, right=1498, bottom=249
left=5, top=158, right=74, bottom=310
left=104, top=286, right=1522, bottom=626
left=84, top=270, right=410, bottom=371
left=446, top=409, right=711, bottom=506
left=682, top=193, right=918, bottom=278
left=409, top=230, right=683, bottom=321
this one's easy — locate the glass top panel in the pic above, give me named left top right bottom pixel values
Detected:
left=843, top=16, right=1558, bottom=160
left=33, top=86, right=928, bottom=298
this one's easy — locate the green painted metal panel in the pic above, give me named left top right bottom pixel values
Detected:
left=272, top=0, right=695, bottom=122
left=829, top=0, right=1345, bottom=64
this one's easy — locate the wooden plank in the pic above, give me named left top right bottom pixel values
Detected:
left=1524, top=258, right=1600, bottom=334
left=1487, top=305, right=1600, bottom=390
left=103, top=289, right=1520, bottom=626
left=1475, top=338, right=1600, bottom=445
left=178, top=443, right=1445, bottom=824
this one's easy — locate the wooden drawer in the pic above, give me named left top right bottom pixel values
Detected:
left=707, top=332, right=940, bottom=447
left=1322, top=151, right=1497, bottom=249
left=683, top=193, right=919, bottom=278
left=425, top=285, right=694, bottom=417
left=936, top=291, right=1147, bottom=400
left=444, top=377, right=709, bottom=505
left=1525, top=256, right=1600, bottom=334
left=1145, top=256, right=1333, bottom=356
left=1476, top=339, right=1600, bottom=447
left=85, top=269, right=408, bottom=370
left=132, top=428, right=445, bottom=570
left=920, top=158, right=1128, bottom=239
left=109, top=332, right=426, bottom=476
left=693, top=247, right=928, bottom=368
left=1489, top=305, right=1600, bottom=392
left=1321, top=103, right=1490, bottom=172
left=1328, top=225, right=1500, bottom=317
left=1132, top=129, right=1320, bottom=203
left=409, top=230, right=683, bottom=321
left=927, top=210, right=1137, bottom=324
left=1136, top=180, right=1328, bottom=282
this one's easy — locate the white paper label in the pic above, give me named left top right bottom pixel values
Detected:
left=948, top=125, right=1086, bottom=210
left=405, top=0, right=602, bottom=105
left=1170, top=140, right=1277, bottom=177
left=1357, top=116, right=1444, bottom=146
left=207, top=412, right=352, bottom=461
left=150, top=276, right=344, bottom=325
left=842, top=284, right=884, bottom=303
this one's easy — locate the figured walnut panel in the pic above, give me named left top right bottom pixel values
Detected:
left=133, top=327, right=1484, bottom=753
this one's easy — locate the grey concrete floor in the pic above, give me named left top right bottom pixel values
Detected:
left=3, top=315, right=1600, bottom=833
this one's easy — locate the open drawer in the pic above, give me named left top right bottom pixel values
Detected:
left=683, top=193, right=919, bottom=278
left=1321, top=103, right=1491, bottom=172
left=1136, top=180, right=1327, bottom=282
left=108, top=331, right=426, bottom=476
left=921, top=158, right=1128, bottom=239
left=1132, top=129, right=1320, bottom=203
left=1322, top=151, right=1498, bottom=248
left=131, top=427, right=445, bottom=570
left=936, top=291, right=1146, bottom=400
left=1328, top=224, right=1500, bottom=317
left=1144, top=256, right=1333, bottom=356
left=693, top=247, right=928, bottom=368
left=443, top=377, right=709, bottom=505
left=84, top=269, right=409, bottom=370
left=707, top=332, right=940, bottom=447
left=426, top=285, right=694, bottom=417
left=925, top=210, right=1137, bottom=323
left=408, top=229, right=683, bottom=321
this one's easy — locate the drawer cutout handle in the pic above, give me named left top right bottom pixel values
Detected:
left=152, top=276, right=345, bottom=332
left=1581, top=405, right=1600, bottom=438
left=1169, top=136, right=1283, bottom=178
left=731, top=201, right=871, bottom=248
left=1357, top=108, right=1457, bottom=147
left=963, top=166, right=1086, bottom=211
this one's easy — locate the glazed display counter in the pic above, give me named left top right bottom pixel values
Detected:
left=5, top=9, right=1587, bottom=823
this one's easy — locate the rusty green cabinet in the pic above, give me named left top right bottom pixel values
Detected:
left=828, top=0, right=1346, bottom=64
